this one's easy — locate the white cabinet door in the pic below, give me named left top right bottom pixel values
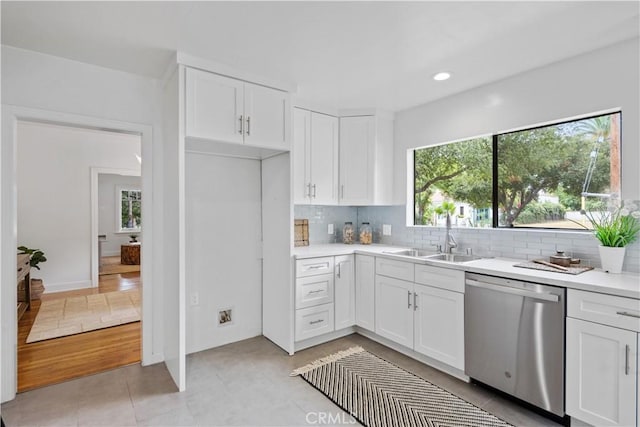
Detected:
left=244, top=83, right=289, bottom=150
left=375, top=275, right=414, bottom=348
left=185, top=68, right=243, bottom=144
left=413, top=284, right=465, bottom=370
left=355, top=255, right=375, bottom=332
left=335, top=255, right=355, bottom=330
left=339, top=116, right=374, bottom=205
left=310, top=112, right=339, bottom=205
left=566, top=318, right=637, bottom=427
left=293, top=108, right=311, bottom=204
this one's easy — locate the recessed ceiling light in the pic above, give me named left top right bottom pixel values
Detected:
left=433, top=72, right=451, bottom=81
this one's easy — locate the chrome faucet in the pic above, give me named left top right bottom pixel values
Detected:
left=444, top=213, right=457, bottom=254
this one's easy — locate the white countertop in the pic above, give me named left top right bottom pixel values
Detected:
left=293, top=244, right=640, bottom=299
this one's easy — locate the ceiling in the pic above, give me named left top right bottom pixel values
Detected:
left=2, top=1, right=639, bottom=112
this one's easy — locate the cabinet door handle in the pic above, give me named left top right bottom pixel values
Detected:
left=246, top=116, right=251, bottom=136
left=238, top=115, right=244, bottom=134
left=617, top=311, right=640, bottom=319
left=341, top=184, right=344, bottom=199
left=413, top=292, right=418, bottom=311
left=407, top=290, right=412, bottom=309
left=625, top=344, right=630, bottom=375
left=312, top=184, right=317, bottom=198
left=309, top=319, right=324, bottom=325
left=337, top=263, right=341, bottom=279
left=306, top=183, right=312, bottom=198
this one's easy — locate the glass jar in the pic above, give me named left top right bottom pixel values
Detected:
left=343, top=222, right=355, bottom=244
left=359, top=222, right=372, bottom=245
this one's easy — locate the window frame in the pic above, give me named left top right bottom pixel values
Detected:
left=411, top=110, right=622, bottom=231
left=116, top=185, right=142, bottom=233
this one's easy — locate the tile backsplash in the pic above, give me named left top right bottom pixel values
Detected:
left=294, top=204, right=640, bottom=273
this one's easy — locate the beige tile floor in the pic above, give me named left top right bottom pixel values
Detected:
left=1, top=334, right=561, bottom=426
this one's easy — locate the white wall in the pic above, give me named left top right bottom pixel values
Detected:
left=17, top=121, right=141, bottom=291
left=98, top=173, right=142, bottom=256
left=393, top=38, right=640, bottom=203
left=2, top=45, right=165, bottom=395
left=185, top=152, right=263, bottom=355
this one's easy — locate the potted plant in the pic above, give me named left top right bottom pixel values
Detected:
left=17, top=246, right=47, bottom=299
left=584, top=201, right=640, bottom=273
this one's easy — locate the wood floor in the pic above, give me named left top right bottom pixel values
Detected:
left=17, top=272, right=141, bottom=392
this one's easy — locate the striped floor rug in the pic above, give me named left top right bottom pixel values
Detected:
left=291, top=346, right=513, bottom=427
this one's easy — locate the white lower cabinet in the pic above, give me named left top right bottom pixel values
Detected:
left=355, top=255, right=376, bottom=332
left=296, top=303, right=335, bottom=341
left=413, top=284, right=465, bottom=370
left=375, top=275, right=415, bottom=348
left=334, top=255, right=355, bottom=330
left=566, top=289, right=639, bottom=427
left=375, top=262, right=465, bottom=371
left=295, top=254, right=355, bottom=342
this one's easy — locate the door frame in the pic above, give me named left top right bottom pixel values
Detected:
left=1, top=105, right=156, bottom=403
left=90, top=167, right=142, bottom=287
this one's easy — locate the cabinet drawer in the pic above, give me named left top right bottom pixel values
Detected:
left=295, top=303, right=335, bottom=341
left=296, top=274, right=334, bottom=309
left=376, top=257, right=414, bottom=282
left=568, top=289, right=640, bottom=332
left=296, top=257, right=334, bottom=278
left=415, top=264, right=464, bottom=293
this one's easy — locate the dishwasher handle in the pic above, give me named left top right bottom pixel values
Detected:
left=465, top=278, right=560, bottom=303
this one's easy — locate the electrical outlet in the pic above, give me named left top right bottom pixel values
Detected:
left=383, top=224, right=392, bottom=236
left=190, top=292, right=199, bottom=306
left=328, top=223, right=334, bottom=234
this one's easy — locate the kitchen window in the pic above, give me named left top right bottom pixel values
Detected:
left=117, top=187, right=142, bottom=232
left=413, top=111, right=621, bottom=230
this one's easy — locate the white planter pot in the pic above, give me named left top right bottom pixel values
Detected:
left=598, top=245, right=626, bottom=274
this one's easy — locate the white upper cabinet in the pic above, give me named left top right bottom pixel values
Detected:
left=243, top=82, right=289, bottom=150
left=293, top=108, right=339, bottom=204
left=339, top=115, right=393, bottom=205
left=185, top=67, right=289, bottom=150
left=186, top=68, right=243, bottom=144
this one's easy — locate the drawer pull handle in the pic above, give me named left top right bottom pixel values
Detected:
left=307, top=290, right=323, bottom=295
left=625, top=344, right=630, bottom=375
left=307, top=264, right=327, bottom=270
left=617, top=311, right=640, bottom=319
left=309, top=319, right=324, bottom=325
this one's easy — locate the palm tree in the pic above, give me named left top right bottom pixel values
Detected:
left=574, top=114, right=620, bottom=206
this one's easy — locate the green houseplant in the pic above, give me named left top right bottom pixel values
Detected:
left=17, top=246, right=47, bottom=270
left=17, top=246, right=47, bottom=300
left=584, top=201, right=640, bottom=273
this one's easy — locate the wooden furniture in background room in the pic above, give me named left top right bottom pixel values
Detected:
left=17, top=253, right=31, bottom=320
left=121, top=243, right=141, bottom=265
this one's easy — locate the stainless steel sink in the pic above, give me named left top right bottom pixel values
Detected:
left=425, top=253, right=483, bottom=263
left=384, top=249, right=437, bottom=257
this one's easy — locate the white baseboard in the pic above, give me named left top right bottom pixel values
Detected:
left=43, top=280, right=93, bottom=294
left=294, top=327, right=356, bottom=352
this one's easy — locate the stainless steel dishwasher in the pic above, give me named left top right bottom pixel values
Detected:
left=465, top=273, right=566, bottom=418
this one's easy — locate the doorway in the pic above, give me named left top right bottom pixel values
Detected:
left=14, top=120, right=143, bottom=392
